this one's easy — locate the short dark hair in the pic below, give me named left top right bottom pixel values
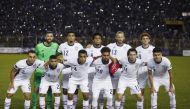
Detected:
left=46, top=31, right=53, bottom=35
left=101, top=47, right=111, bottom=53
left=127, top=48, right=137, bottom=55
left=78, top=50, right=87, bottom=56
left=153, top=47, right=162, bottom=53
left=66, top=31, right=76, bottom=36
left=49, top=55, right=57, bottom=60
left=92, top=33, right=103, bottom=40
left=140, top=32, right=151, bottom=40
left=28, top=50, right=36, bottom=54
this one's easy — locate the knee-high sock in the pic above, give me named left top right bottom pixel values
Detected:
left=24, top=100, right=30, bottom=109
left=62, top=94, right=68, bottom=109
left=83, top=100, right=89, bottom=109
left=67, top=99, right=73, bottom=109
left=4, top=98, right=11, bottom=109
left=120, top=95, right=126, bottom=109
left=39, top=97, right=45, bottom=109
left=115, top=100, right=121, bottom=109
left=54, top=97, right=60, bottom=109
left=168, top=92, right=176, bottom=109
left=92, top=96, right=98, bottom=109
left=137, top=101, right=143, bottom=109
left=151, top=93, right=157, bottom=109
left=106, top=96, right=113, bottom=109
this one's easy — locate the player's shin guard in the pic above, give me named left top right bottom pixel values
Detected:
left=99, top=92, right=104, bottom=109
left=151, top=93, right=157, bottom=109
left=54, top=97, right=60, bottom=109
left=120, top=95, right=126, bottom=109
left=106, top=96, right=113, bottom=109
left=39, top=97, right=45, bottom=109
left=4, top=98, right=11, bottom=109
left=115, top=100, right=121, bottom=109
left=137, top=101, right=143, bottom=109
left=24, top=100, right=30, bottom=109
left=62, top=94, right=68, bottom=109
left=73, top=94, right=78, bottom=109
left=168, top=92, right=176, bottom=109
left=67, top=99, right=73, bottom=109
left=83, top=100, right=89, bottom=109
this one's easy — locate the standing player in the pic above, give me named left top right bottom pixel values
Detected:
left=39, top=55, right=64, bottom=109
left=107, top=31, right=131, bottom=108
left=85, top=33, right=104, bottom=109
left=115, top=48, right=144, bottom=109
left=148, top=48, right=176, bottom=109
left=136, top=32, right=155, bottom=108
left=57, top=31, right=83, bottom=109
left=91, top=47, right=114, bottom=109
left=4, top=50, right=44, bottom=109
left=62, top=50, right=94, bottom=109
left=32, top=31, right=58, bottom=109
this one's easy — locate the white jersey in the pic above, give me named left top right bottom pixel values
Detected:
left=64, top=57, right=94, bottom=81
left=42, top=63, right=64, bottom=82
left=86, top=45, right=104, bottom=57
left=147, top=57, right=172, bottom=79
left=107, top=43, right=131, bottom=60
left=136, top=45, right=155, bottom=62
left=119, top=58, right=143, bottom=81
left=57, top=42, right=83, bottom=61
left=14, top=59, right=44, bottom=81
left=92, top=57, right=112, bottom=81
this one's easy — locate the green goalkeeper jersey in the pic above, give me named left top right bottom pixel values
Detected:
left=35, top=42, right=58, bottom=61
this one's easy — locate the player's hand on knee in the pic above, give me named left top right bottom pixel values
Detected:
left=8, top=82, right=14, bottom=90
left=169, top=86, right=175, bottom=94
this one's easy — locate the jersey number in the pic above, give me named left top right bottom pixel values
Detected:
left=63, top=50, right=69, bottom=56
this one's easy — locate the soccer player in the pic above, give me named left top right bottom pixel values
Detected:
left=57, top=31, right=83, bottom=109
left=62, top=50, right=94, bottom=109
left=107, top=31, right=131, bottom=108
left=91, top=47, right=114, bottom=109
left=4, top=50, right=44, bottom=109
left=136, top=32, right=155, bottom=108
left=85, top=33, right=104, bottom=109
left=32, top=31, right=58, bottom=109
left=148, top=48, right=176, bottom=109
left=39, top=55, right=64, bottom=109
left=115, top=48, right=144, bottom=109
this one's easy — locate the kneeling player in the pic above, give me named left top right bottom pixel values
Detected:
left=115, top=48, right=144, bottom=109
left=63, top=50, right=95, bottom=109
left=148, top=48, right=176, bottom=109
left=4, top=50, right=44, bottom=109
left=39, top=55, right=64, bottom=109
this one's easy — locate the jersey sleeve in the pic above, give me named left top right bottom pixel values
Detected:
left=147, top=60, right=153, bottom=71
left=57, top=44, right=62, bottom=53
left=62, top=67, right=72, bottom=74
left=165, top=58, right=172, bottom=70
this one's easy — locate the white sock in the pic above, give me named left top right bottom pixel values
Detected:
left=107, top=96, right=113, bottom=109
left=151, top=93, right=157, bottom=109
left=62, top=94, right=68, bottom=109
left=24, top=100, right=30, bottom=109
left=168, top=92, right=176, bottom=109
left=115, top=101, right=121, bottom=109
left=4, top=98, right=11, bottom=109
left=120, top=95, right=126, bottom=109
left=39, top=97, right=45, bottom=109
left=54, top=97, right=60, bottom=109
left=137, top=101, right=143, bottom=109
left=92, top=96, right=98, bottom=109
left=67, top=99, right=73, bottom=109
left=99, top=92, right=104, bottom=109
left=73, top=94, right=78, bottom=109
left=83, top=100, right=89, bottom=109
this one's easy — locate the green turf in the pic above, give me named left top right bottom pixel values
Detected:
left=0, top=54, right=190, bottom=109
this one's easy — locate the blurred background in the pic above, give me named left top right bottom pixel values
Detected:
left=0, top=0, right=190, bottom=55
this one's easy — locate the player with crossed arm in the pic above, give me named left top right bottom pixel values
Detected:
left=136, top=32, right=155, bottom=108
left=62, top=50, right=95, bottom=109
left=4, top=50, right=44, bottom=109
left=91, top=47, right=116, bottom=109
left=114, top=48, right=144, bottom=109
left=39, top=55, right=64, bottom=109
left=107, top=31, right=131, bottom=108
left=32, top=31, right=58, bottom=109
left=148, top=48, right=176, bottom=109
left=85, top=33, right=104, bottom=109
left=57, top=31, right=83, bottom=109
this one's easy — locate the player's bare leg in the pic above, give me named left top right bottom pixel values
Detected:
left=39, top=94, right=46, bottom=109
left=67, top=93, right=74, bottom=109
left=23, top=93, right=31, bottom=109
left=134, top=94, right=143, bottom=109
left=82, top=92, right=89, bottom=109
left=62, top=88, right=68, bottom=109
left=54, top=93, right=61, bottom=109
